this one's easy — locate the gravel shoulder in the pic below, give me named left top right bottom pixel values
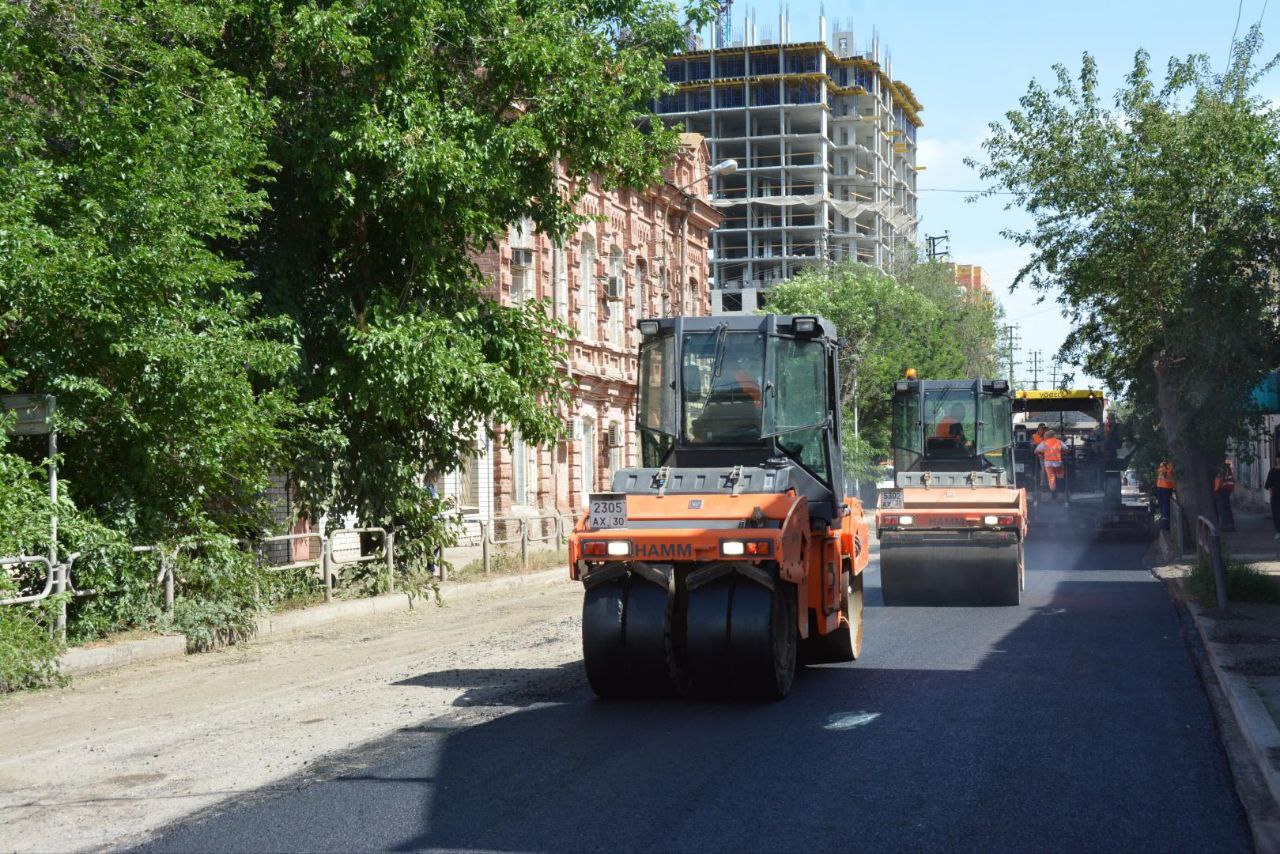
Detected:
left=0, top=578, right=585, bottom=853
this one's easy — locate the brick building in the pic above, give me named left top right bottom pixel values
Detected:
left=953, top=263, right=992, bottom=298
left=438, top=135, right=721, bottom=524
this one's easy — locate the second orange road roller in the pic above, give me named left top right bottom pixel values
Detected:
left=875, top=375, right=1027, bottom=606
left=568, top=314, right=870, bottom=700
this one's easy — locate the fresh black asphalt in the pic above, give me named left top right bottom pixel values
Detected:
left=142, top=536, right=1252, bottom=852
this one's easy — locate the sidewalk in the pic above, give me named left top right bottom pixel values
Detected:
left=1221, top=503, right=1280, bottom=564
left=1155, top=507, right=1280, bottom=849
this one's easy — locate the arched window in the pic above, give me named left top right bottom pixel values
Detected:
left=579, top=234, right=597, bottom=341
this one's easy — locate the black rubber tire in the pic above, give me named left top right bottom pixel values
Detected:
left=581, top=569, right=676, bottom=699
left=686, top=570, right=797, bottom=700
left=801, top=569, right=864, bottom=664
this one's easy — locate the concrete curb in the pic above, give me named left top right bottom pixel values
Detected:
left=59, top=635, right=188, bottom=677
left=55, top=568, right=572, bottom=678
left=1172, top=580, right=1280, bottom=811
left=254, top=593, right=416, bottom=638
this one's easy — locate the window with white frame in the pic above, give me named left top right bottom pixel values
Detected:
left=509, top=217, right=535, bottom=248
left=607, top=420, right=624, bottom=479
left=553, top=244, right=568, bottom=322
left=579, top=416, right=596, bottom=501
left=511, top=434, right=528, bottom=505
left=511, top=254, right=532, bottom=305
left=579, top=234, right=597, bottom=341
left=606, top=247, right=625, bottom=347
left=631, top=259, right=647, bottom=346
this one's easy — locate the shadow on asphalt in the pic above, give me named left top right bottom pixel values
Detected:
left=140, top=539, right=1252, bottom=853
left=393, top=665, right=585, bottom=707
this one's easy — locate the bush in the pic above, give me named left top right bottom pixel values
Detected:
left=0, top=599, right=65, bottom=692
left=1188, top=556, right=1280, bottom=605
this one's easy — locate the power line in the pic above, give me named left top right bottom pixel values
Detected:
left=1009, top=304, right=1062, bottom=322
left=918, top=188, right=1019, bottom=195
left=1226, top=0, right=1246, bottom=76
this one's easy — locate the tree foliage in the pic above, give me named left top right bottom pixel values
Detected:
left=214, top=0, right=714, bottom=535
left=766, top=257, right=1000, bottom=482
left=0, top=0, right=297, bottom=541
left=0, top=0, right=715, bottom=669
left=970, top=27, right=1280, bottom=522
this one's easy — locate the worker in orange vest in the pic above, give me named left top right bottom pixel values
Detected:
left=1035, top=429, right=1066, bottom=498
left=1156, top=460, right=1176, bottom=531
left=935, top=403, right=967, bottom=443
left=1214, top=458, right=1236, bottom=532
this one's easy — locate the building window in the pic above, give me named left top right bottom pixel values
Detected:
left=509, top=217, right=534, bottom=248
left=608, top=421, right=624, bottom=480
left=579, top=234, right=597, bottom=341
left=607, top=247, right=625, bottom=347
left=579, top=416, right=597, bottom=502
left=722, top=291, right=743, bottom=312
left=632, top=259, right=647, bottom=346
left=553, top=245, right=568, bottom=322
left=511, top=262, right=532, bottom=305
left=511, top=434, right=528, bottom=505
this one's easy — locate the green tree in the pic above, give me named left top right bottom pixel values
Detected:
left=970, top=28, right=1280, bottom=524
left=217, top=0, right=716, bottom=545
left=766, top=257, right=999, bottom=483
left=0, top=1, right=297, bottom=541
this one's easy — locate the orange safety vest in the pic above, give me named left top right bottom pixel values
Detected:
left=1157, top=462, right=1176, bottom=490
left=936, top=417, right=960, bottom=438
left=1038, top=437, right=1064, bottom=464
left=1215, top=464, right=1235, bottom=493
left=734, top=368, right=762, bottom=405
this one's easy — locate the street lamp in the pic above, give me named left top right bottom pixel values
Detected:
left=672, top=159, right=736, bottom=314
left=676, top=158, right=737, bottom=192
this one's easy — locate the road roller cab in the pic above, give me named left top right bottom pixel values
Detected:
left=876, top=377, right=1027, bottom=606
left=569, top=315, right=871, bottom=700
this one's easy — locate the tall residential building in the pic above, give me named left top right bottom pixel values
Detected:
left=656, top=16, right=922, bottom=313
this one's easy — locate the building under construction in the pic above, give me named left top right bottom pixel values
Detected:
left=656, top=13, right=922, bottom=313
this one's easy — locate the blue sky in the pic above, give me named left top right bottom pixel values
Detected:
left=714, top=0, right=1279, bottom=390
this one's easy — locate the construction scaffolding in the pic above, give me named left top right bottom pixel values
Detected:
left=656, top=11, right=922, bottom=314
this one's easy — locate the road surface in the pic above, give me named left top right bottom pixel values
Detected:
left=137, top=536, right=1251, bottom=853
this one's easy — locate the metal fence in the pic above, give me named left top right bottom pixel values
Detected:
left=450, top=512, right=577, bottom=574
left=1195, top=514, right=1229, bottom=608
left=3, top=512, right=579, bottom=641
left=1, top=527, right=394, bottom=641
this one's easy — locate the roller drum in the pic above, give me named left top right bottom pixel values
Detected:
left=582, top=567, right=677, bottom=698
left=685, top=567, right=796, bottom=700
left=880, top=541, right=1023, bottom=607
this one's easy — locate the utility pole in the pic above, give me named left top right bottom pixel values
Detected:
left=925, top=232, right=951, bottom=262
left=1029, top=350, right=1043, bottom=390
left=998, top=324, right=1020, bottom=389
left=1048, top=359, right=1060, bottom=391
